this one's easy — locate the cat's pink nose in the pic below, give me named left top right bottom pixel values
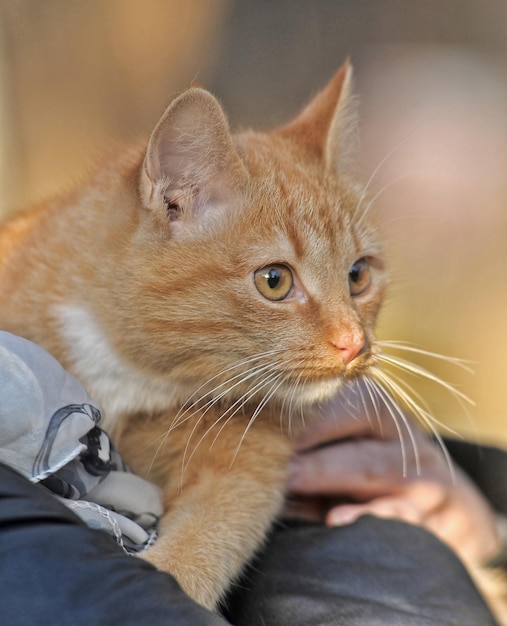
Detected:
left=332, top=333, right=366, bottom=365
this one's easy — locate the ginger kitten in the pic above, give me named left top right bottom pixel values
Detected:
left=0, top=61, right=388, bottom=608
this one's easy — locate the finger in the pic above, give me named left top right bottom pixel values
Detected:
left=287, top=438, right=419, bottom=498
left=294, top=383, right=414, bottom=452
left=293, top=408, right=374, bottom=453
left=324, top=482, right=448, bottom=528
left=400, top=480, right=448, bottom=512
left=294, top=390, right=385, bottom=453
left=326, top=495, right=426, bottom=527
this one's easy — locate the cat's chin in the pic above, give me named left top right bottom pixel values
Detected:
left=285, top=377, right=346, bottom=406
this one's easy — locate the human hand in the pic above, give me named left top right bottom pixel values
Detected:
left=285, top=383, right=501, bottom=566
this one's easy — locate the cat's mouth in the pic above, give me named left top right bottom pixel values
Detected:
left=270, top=350, right=378, bottom=407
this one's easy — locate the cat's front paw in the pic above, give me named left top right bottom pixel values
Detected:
left=140, top=543, right=227, bottom=611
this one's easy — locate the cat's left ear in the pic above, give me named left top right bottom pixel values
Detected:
left=277, top=60, right=356, bottom=174
left=140, top=87, right=247, bottom=228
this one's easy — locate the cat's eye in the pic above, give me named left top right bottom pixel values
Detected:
left=254, top=264, right=294, bottom=301
left=348, top=258, right=371, bottom=296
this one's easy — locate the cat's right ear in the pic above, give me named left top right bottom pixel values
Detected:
left=140, top=88, right=247, bottom=230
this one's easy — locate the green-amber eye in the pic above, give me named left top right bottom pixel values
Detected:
left=254, top=264, right=294, bottom=301
left=348, top=258, right=371, bottom=296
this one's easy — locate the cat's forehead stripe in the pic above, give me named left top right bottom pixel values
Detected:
left=285, top=219, right=307, bottom=260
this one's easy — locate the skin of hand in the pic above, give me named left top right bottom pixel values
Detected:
left=285, top=384, right=501, bottom=567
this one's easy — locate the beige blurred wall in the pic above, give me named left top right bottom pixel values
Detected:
left=1, top=1, right=507, bottom=445
left=0, top=0, right=232, bottom=210
left=359, top=47, right=507, bottom=445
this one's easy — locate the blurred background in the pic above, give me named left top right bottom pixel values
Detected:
left=1, top=0, right=506, bottom=444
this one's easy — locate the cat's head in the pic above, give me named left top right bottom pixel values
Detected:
left=116, top=61, right=387, bottom=408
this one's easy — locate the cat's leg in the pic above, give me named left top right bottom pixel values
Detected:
left=139, top=417, right=292, bottom=610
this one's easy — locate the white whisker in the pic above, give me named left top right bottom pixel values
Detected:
left=353, top=121, right=427, bottom=222
left=209, top=369, right=288, bottom=451
left=356, top=171, right=410, bottom=228
left=364, top=374, right=420, bottom=477
left=170, top=359, right=280, bottom=432
left=378, top=340, right=474, bottom=373
left=371, top=367, right=456, bottom=482
left=279, top=363, right=305, bottom=435
left=360, top=377, right=384, bottom=433
left=171, top=349, right=289, bottom=428
left=230, top=372, right=287, bottom=466
left=376, top=352, right=474, bottom=408
left=284, top=370, right=306, bottom=439
left=180, top=362, right=293, bottom=478
left=147, top=357, right=285, bottom=475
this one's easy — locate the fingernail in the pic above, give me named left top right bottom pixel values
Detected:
left=327, top=509, right=357, bottom=527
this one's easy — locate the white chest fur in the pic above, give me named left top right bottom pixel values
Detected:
left=54, top=304, right=181, bottom=430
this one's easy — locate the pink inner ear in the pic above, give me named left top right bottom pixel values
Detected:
left=145, top=93, right=230, bottom=203
left=162, top=175, right=229, bottom=223
left=142, top=87, right=248, bottom=224
left=154, top=132, right=207, bottom=191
